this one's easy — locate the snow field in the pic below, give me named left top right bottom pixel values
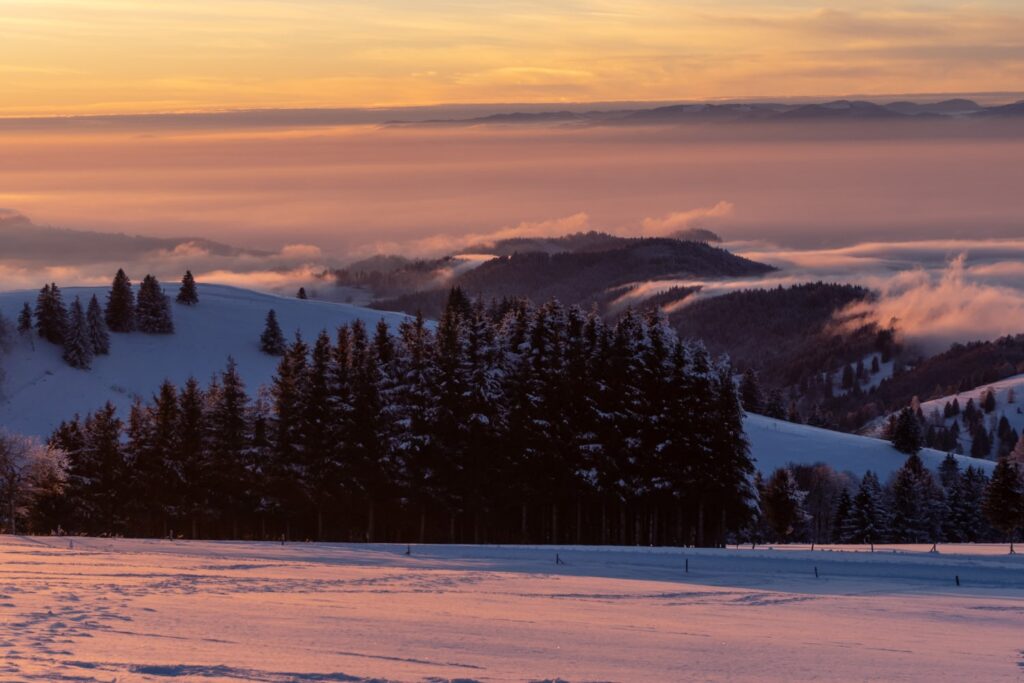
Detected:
left=0, top=537, right=1022, bottom=682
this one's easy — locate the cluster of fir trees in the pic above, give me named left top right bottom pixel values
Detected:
left=19, top=270, right=197, bottom=370
left=887, top=391, right=1023, bottom=460
left=752, top=452, right=1024, bottom=548
left=46, top=291, right=756, bottom=545
left=27, top=285, right=110, bottom=369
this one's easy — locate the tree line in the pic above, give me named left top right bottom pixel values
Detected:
left=38, top=290, right=756, bottom=545
left=752, top=452, right=1023, bottom=550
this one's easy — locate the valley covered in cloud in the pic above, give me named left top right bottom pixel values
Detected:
left=2, top=112, right=1023, bottom=348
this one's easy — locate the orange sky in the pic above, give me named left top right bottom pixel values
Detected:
left=3, top=1, right=1024, bottom=116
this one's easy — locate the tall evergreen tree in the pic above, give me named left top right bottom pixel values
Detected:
left=847, top=471, right=886, bottom=544
left=105, top=269, right=135, bottom=332
left=207, top=358, right=252, bottom=536
left=260, top=309, right=286, bottom=356
left=62, top=297, right=94, bottom=369
left=888, top=453, right=942, bottom=542
left=136, top=275, right=174, bottom=334
left=176, top=270, right=199, bottom=305
left=984, top=457, right=1024, bottom=552
left=86, top=295, right=110, bottom=356
left=175, top=377, right=208, bottom=538
left=34, top=283, right=67, bottom=344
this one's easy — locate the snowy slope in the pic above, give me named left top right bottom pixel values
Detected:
left=920, top=373, right=1024, bottom=450
left=745, top=413, right=994, bottom=479
left=866, top=373, right=1024, bottom=456
left=0, top=283, right=411, bottom=437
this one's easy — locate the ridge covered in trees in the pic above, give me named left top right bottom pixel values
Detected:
left=372, top=238, right=773, bottom=318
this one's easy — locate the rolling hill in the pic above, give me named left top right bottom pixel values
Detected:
left=0, top=282, right=994, bottom=479
left=0, top=284, right=411, bottom=438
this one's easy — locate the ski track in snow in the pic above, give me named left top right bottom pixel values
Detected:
left=1, top=538, right=1023, bottom=682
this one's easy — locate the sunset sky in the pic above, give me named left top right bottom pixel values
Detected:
left=3, top=0, right=1024, bottom=116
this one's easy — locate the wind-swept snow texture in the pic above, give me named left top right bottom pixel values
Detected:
left=0, top=284, right=411, bottom=437
left=0, top=538, right=1022, bottom=682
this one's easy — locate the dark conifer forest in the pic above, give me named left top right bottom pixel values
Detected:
left=45, top=291, right=757, bottom=545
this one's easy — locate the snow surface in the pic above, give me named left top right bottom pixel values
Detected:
left=745, top=413, right=994, bottom=479
left=0, top=282, right=996, bottom=480
left=0, top=284, right=412, bottom=437
left=0, top=537, right=1022, bottom=682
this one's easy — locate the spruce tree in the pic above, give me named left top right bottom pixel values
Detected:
left=297, top=287, right=308, bottom=300
left=86, top=295, right=110, bottom=355
left=891, top=407, right=923, bottom=454
left=848, top=471, right=886, bottom=544
left=105, top=269, right=136, bottom=332
left=34, top=283, right=67, bottom=344
left=984, top=457, right=1024, bottom=552
left=62, top=297, right=94, bottom=369
left=888, top=453, right=942, bottom=542
left=207, top=358, right=251, bottom=533
left=176, top=270, right=199, bottom=305
left=260, top=309, right=286, bottom=355
left=135, top=275, right=174, bottom=334
left=17, top=303, right=32, bottom=334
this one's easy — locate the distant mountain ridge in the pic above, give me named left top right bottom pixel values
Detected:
left=394, top=98, right=1024, bottom=127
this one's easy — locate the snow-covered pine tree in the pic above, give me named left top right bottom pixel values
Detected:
left=296, top=287, right=308, bottom=300
left=847, top=471, right=886, bottom=544
left=86, top=295, right=110, bottom=355
left=709, top=360, right=757, bottom=541
left=17, top=303, right=32, bottom=334
left=62, top=297, right=94, bottom=370
left=259, top=310, right=286, bottom=355
left=34, top=283, right=67, bottom=345
left=105, top=269, right=136, bottom=332
left=887, top=453, right=943, bottom=543
left=135, top=275, right=174, bottom=334
left=891, top=406, right=923, bottom=454
left=984, top=457, right=1024, bottom=551
left=176, top=270, right=199, bottom=305
left=69, top=403, right=127, bottom=534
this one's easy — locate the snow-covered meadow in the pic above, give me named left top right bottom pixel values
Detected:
left=1, top=537, right=1022, bottom=682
